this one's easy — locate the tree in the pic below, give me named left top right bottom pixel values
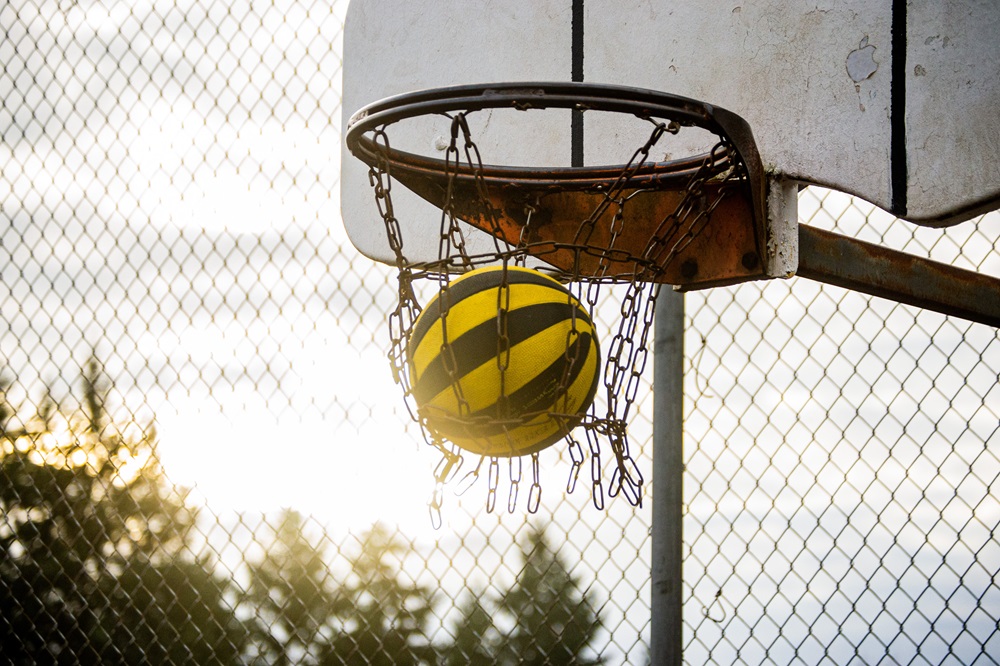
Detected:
left=445, top=591, right=501, bottom=665
left=95, top=555, right=247, bottom=664
left=244, top=509, right=340, bottom=665
left=447, top=524, right=604, bottom=666
left=322, top=523, right=437, bottom=666
left=0, top=360, right=246, bottom=664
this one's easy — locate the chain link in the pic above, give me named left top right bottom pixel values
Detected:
left=586, top=427, right=605, bottom=510
left=566, top=436, right=586, bottom=494
left=486, top=457, right=500, bottom=513
left=507, top=455, right=522, bottom=513
left=496, top=260, right=513, bottom=423
left=527, top=453, right=542, bottom=513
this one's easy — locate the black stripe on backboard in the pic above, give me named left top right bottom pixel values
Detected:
left=411, top=301, right=593, bottom=405
left=891, top=0, right=907, bottom=217
left=571, top=0, right=584, bottom=167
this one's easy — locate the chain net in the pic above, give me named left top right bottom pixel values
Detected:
left=361, top=108, right=740, bottom=525
left=1, top=1, right=998, bottom=664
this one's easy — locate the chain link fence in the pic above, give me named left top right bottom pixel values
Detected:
left=1, top=1, right=998, bottom=664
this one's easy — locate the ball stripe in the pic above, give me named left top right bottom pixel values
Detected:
left=409, top=283, right=590, bottom=378
left=418, top=316, right=596, bottom=428
left=453, top=332, right=595, bottom=437
left=411, top=301, right=593, bottom=406
left=410, top=269, right=572, bottom=345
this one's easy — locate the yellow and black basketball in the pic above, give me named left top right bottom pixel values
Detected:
left=407, top=265, right=600, bottom=457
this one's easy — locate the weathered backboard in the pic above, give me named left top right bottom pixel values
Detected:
left=341, top=0, right=1000, bottom=268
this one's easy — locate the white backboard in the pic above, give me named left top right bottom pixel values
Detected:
left=342, top=0, right=1000, bottom=266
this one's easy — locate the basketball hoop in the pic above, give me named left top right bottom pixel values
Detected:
left=345, top=82, right=767, bottom=526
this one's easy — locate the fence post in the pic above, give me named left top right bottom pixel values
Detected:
left=651, top=288, right=684, bottom=665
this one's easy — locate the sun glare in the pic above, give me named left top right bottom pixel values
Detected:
left=154, top=333, right=440, bottom=534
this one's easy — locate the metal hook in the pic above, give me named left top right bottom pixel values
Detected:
left=702, top=589, right=726, bottom=623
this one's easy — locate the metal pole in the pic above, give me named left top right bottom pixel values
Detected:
left=651, top=288, right=684, bottom=665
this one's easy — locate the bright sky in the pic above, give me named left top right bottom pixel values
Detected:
left=0, top=0, right=445, bottom=532
left=123, top=108, right=447, bottom=533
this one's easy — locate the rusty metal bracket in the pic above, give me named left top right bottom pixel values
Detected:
left=797, top=224, right=1000, bottom=328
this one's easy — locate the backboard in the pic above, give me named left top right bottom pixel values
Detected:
left=341, top=0, right=1000, bottom=269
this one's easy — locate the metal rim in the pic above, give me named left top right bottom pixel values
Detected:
left=345, top=81, right=764, bottom=223
left=348, top=81, right=730, bottom=138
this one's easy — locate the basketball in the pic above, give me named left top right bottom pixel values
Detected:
left=407, top=266, right=601, bottom=457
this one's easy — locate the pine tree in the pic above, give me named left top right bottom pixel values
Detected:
left=322, top=523, right=437, bottom=665
left=244, top=509, right=340, bottom=665
left=446, top=591, right=501, bottom=665
left=494, top=524, right=604, bottom=666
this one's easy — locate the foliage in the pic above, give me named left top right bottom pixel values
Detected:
left=243, top=514, right=439, bottom=665
left=448, top=523, right=605, bottom=666
left=321, top=523, right=437, bottom=665
left=0, top=360, right=245, bottom=665
left=243, top=508, right=341, bottom=665
left=446, top=591, right=501, bottom=665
